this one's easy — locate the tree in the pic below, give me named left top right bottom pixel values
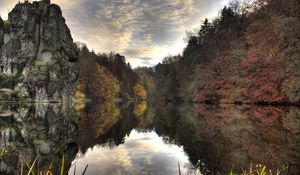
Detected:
left=78, top=46, right=138, bottom=100
left=90, top=64, right=121, bottom=100
left=134, top=84, right=147, bottom=100
left=198, top=18, right=214, bottom=44
left=133, top=101, right=147, bottom=117
left=135, top=67, right=156, bottom=101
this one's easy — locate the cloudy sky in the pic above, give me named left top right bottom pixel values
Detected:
left=0, top=0, right=229, bottom=67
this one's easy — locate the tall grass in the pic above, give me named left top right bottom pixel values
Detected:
left=178, top=162, right=290, bottom=175
left=20, top=153, right=88, bottom=175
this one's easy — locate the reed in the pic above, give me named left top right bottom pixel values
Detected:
left=178, top=163, right=290, bottom=175
left=20, top=154, right=88, bottom=175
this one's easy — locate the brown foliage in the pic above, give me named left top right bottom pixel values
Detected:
left=156, top=0, right=300, bottom=104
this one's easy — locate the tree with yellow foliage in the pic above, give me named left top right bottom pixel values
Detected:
left=133, top=101, right=147, bottom=117
left=90, top=64, right=121, bottom=100
left=134, top=84, right=147, bottom=100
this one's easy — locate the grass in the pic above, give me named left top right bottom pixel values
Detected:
left=178, top=162, right=290, bottom=175
left=0, top=147, right=13, bottom=157
left=20, top=153, right=88, bottom=175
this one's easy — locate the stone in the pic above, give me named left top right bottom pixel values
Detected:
left=0, top=0, right=79, bottom=104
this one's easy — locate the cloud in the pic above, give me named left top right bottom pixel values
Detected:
left=0, top=0, right=229, bottom=67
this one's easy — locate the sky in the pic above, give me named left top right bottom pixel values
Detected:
left=0, top=0, right=229, bottom=67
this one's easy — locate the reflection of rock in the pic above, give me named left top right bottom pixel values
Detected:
left=0, top=0, right=79, bottom=104
left=0, top=103, right=78, bottom=175
left=155, top=104, right=300, bottom=175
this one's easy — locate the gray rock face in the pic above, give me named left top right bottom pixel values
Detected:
left=0, top=0, right=79, bottom=104
left=0, top=17, right=4, bottom=48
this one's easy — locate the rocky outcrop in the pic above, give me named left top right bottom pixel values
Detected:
left=0, top=16, right=4, bottom=48
left=0, top=0, right=79, bottom=104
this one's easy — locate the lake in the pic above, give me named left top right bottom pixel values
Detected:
left=0, top=102, right=299, bottom=175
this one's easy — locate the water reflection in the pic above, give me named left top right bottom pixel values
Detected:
left=0, top=102, right=299, bottom=175
left=71, top=130, right=190, bottom=175
left=0, top=103, right=78, bottom=175
left=155, top=104, right=300, bottom=174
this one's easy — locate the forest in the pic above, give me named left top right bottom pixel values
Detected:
left=76, top=44, right=153, bottom=103
left=77, top=0, right=300, bottom=106
left=155, top=0, right=300, bottom=105
left=0, top=0, right=299, bottom=174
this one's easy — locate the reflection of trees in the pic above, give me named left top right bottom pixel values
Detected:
left=79, top=101, right=155, bottom=153
left=0, top=103, right=78, bottom=175
left=133, top=101, right=147, bottom=117
left=135, top=102, right=155, bottom=132
left=155, top=103, right=300, bottom=175
left=154, top=103, right=181, bottom=144
left=79, top=101, right=122, bottom=151
left=79, top=102, right=132, bottom=152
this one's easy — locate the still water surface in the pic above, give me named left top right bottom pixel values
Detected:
left=70, top=130, right=190, bottom=175
left=0, top=102, right=299, bottom=175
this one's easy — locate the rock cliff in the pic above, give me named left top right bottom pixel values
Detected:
left=0, top=0, right=79, bottom=104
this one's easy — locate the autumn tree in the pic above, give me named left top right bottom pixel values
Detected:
left=90, top=64, right=121, bottom=100
left=78, top=45, right=139, bottom=101
left=134, top=84, right=147, bottom=100
left=135, top=67, right=156, bottom=101
left=96, top=52, right=138, bottom=98
left=78, top=46, right=120, bottom=101
left=162, top=54, right=182, bottom=64
left=154, top=0, right=300, bottom=104
left=133, top=101, right=147, bottom=117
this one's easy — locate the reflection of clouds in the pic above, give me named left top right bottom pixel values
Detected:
left=0, top=0, right=229, bottom=67
left=70, top=130, right=189, bottom=175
